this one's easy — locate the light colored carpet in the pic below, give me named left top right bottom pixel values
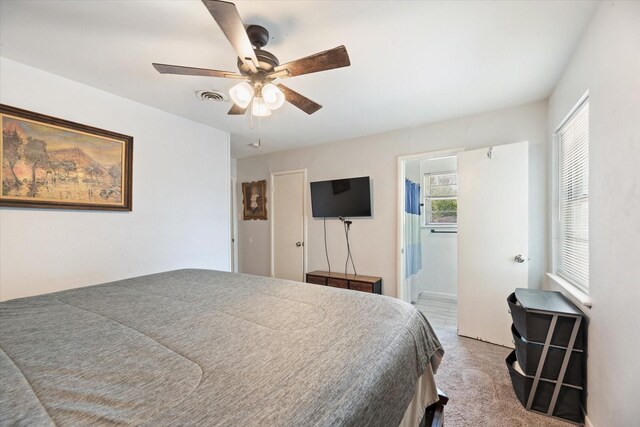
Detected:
left=414, top=294, right=574, bottom=427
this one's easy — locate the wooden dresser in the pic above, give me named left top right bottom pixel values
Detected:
left=305, top=271, right=382, bottom=294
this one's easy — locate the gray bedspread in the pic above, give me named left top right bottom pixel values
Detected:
left=0, top=269, right=443, bottom=426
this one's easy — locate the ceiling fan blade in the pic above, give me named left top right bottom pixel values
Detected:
left=152, top=63, right=246, bottom=79
left=228, top=103, right=248, bottom=115
left=272, top=45, right=350, bottom=78
left=201, top=0, right=259, bottom=72
left=277, top=84, right=323, bottom=115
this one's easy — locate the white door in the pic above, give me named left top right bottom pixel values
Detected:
left=457, top=141, right=528, bottom=347
left=272, top=170, right=306, bottom=281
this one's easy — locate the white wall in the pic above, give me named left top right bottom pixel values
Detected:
left=404, top=159, right=421, bottom=182
left=230, top=158, right=237, bottom=178
left=545, top=2, right=640, bottom=426
left=413, top=156, right=458, bottom=299
left=0, top=58, right=231, bottom=301
left=237, top=99, right=548, bottom=297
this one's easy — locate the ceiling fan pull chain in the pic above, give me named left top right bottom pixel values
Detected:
left=258, top=114, right=262, bottom=147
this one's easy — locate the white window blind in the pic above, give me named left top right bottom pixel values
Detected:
left=557, top=100, right=589, bottom=293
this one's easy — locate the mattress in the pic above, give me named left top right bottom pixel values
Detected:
left=0, top=269, right=443, bottom=426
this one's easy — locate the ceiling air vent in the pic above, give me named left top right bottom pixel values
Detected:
left=196, top=90, right=227, bottom=102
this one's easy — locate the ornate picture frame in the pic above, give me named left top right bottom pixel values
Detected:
left=242, top=180, right=267, bottom=220
left=1, top=104, right=133, bottom=211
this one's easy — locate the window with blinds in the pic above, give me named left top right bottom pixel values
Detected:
left=557, top=100, right=589, bottom=293
left=424, top=172, right=458, bottom=226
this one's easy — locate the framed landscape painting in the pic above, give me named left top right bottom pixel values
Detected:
left=0, top=104, right=133, bottom=211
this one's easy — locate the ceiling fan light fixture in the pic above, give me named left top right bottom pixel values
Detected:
left=252, top=97, right=271, bottom=117
left=262, top=83, right=285, bottom=110
left=229, top=82, right=254, bottom=108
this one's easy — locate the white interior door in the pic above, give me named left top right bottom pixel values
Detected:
left=272, top=170, right=306, bottom=281
left=457, top=141, right=528, bottom=347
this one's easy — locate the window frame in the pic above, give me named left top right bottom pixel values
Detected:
left=552, top=94, right=590, bottom=296
left=423, top=170, right=458, bottom=228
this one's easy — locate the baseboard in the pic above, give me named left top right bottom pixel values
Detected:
left=457, top=332, right=514, bottom=349
left=418, top=290, right=457, bottom=301
left=585, top=414, right=594, bottom=427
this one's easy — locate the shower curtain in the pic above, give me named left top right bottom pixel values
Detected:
left=405, top=179, right=422, bottom=278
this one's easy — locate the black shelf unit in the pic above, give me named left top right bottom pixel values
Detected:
left=506, top=288, right=586, bottom=425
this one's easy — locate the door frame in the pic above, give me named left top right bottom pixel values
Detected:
left=396, top=148, right=464, bottom=302
left=270, top=169, right=308, bottom=279
left=230, top=176, right=239, bottom=273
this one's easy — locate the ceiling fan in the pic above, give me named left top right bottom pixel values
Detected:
left=152, top=0, right=351, bottom=117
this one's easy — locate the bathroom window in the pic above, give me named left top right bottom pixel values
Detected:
left=424, top=172, right=457, bottom=226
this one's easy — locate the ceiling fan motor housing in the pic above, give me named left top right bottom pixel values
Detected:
left=237, top=48, right=279, bottom=75
left=246, top=25, right=269, bottom=48
left=236, top=25, right=279, bottom=75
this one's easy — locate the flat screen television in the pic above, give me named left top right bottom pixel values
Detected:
left=310, top=176, right=371, bottom=218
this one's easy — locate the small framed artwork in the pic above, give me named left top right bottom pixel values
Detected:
left=1, top=104, right=133, bottom=211
left=242, top=180, right=267, bottom=220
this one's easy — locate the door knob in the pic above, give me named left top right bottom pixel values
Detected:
left=296, top=242, right=303, bottom=247
left=514, top=254, right=525, bottom=263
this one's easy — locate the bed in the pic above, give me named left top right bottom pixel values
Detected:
left=0, top=269, right=444, bottom=426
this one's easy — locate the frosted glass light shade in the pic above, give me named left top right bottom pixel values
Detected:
left=229, top=82, right=254, bottom=108
left=262, top=83, right=285, bottom=110
left=252, top=97, right=271, bottom=117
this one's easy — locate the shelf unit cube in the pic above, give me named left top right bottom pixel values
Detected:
left=506, top=288, right=586, bottom=424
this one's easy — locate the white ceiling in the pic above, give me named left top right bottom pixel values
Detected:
left=0, top=1, right=598, bottom=158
